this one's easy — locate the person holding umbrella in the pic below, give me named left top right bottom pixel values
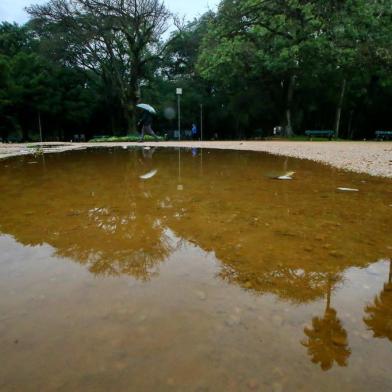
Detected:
left=137, top=103, right=159, bottom=142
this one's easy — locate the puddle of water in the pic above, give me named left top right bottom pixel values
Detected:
left=0, top=148, right=391, bottom=391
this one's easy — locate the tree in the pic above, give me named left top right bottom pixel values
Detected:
left=302, top=274, right=351, bottom=371
left=197, top=0, right=392, bottom=138
left=28, top=0, right=171, bottom=133
left=2, top=0, right=392, bottom=140
left=0, top=54, right=11, bottom=141
left=0, top=22, right=34, bottom=55
left=312, top=0, right=392, bottom=138
left=364, top=260, right=392, bottom=341
left=0, top=22, right=102, bottom=141
left=198, top=0, right=327, bottom=136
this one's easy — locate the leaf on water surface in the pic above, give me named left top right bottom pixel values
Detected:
left=276, top=171, right=296, bottom=180
left=337, top=187, right=359, bottom=192
left=139, top=169, right=158, bottom=180
left=267, top=171, right=296, bottom=180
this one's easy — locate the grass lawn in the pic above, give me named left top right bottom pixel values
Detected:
left=89, top=135, right=164, bottom=142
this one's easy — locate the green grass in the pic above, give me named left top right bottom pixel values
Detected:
left=286, top=135, right=344, bottom=141
left=89, top=135, right=163, bottom=142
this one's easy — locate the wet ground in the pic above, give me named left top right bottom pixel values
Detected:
left=0, top=147, right=391, bottom=391
left=1, top=140, right=392, bottom=178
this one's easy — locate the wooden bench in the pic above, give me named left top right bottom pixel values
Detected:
left=305, top=130, right=335, bottom=140
left=375, top=130, right=392, bottom=140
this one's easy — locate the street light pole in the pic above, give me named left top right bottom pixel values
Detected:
left=178, top=95, right=181, bottom=141
left=176, top=88, right=182, bottom=141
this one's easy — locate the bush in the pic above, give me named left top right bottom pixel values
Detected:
left=89, top=135, right=163, bottom=142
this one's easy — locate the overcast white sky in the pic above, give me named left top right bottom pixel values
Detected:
left=0, top=0, right=220, bottom=25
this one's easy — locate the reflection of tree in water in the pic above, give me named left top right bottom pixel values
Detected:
left=54, top=188, right=175, bottom=280
left=364, top=259, right=392, bottom=341
left=0, top=149, right=390, bottom=299
left=0, top=149, right=176, bottom=282
left=301, top=275, right=351, bottom=371
left=219, top=265, right=328, bottom=303
left=56, top=225, right=174, bottom=281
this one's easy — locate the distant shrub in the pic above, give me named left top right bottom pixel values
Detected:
left=89, top=135, right=163, bottom=142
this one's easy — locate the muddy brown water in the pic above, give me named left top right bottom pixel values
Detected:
left=0, top=147, right=391, bottom=391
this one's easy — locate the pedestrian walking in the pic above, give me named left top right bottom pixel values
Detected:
left=191, top=123, right=198, bottom=140
left=136, top=103, right=159, bottom=142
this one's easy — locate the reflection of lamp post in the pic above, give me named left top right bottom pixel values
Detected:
left=200, top=103, right=203, bottom=141
left=176, top=88, right=182, bottom=141
left=200, top=148, right=203, bottom=176
left=177, top=148, right=183, bottom=191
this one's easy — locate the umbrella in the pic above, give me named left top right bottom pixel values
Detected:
left=136, top=103, right=157, bottom=114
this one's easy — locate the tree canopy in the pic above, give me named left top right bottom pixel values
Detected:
left=0, top=0, right=392, bottom=141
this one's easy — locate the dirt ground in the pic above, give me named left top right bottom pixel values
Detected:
left=1, top=140, right=391, bottom=178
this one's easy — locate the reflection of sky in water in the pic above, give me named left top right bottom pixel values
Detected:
left=0, top=148, right=391, bottom=391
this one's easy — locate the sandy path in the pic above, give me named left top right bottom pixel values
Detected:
left=1, top=141, right=391, bottom=178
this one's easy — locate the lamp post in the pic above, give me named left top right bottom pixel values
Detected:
left=176, top=88, right=182, bottom=141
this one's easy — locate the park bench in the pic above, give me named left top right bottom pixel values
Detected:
left=305, top=130, right=335, bottom=140
left=375, top=130, right=392, bottom=140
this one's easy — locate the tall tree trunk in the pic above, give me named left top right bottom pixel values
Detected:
left=38, top=111, right=43, bottom=143
left=102, top=73, right=116, bottom=136
left=121, top=89, right=137, bottom=135
left=334, top=78, right=347, bottom=139
left=124, top=89, right=140, bottom=135
left=285, top=75, right=296, bottom=137
left=110, top=113, right=115, bottom=136
left=1, top=126, right=8, bottom=143
left=347, top=110, right=354, bottom=139
left=58, top=128, right=64, bottom=142
left=326, top=277, right=332, bottom=311
left=127, top=99, right=138, bottom=135
left=235, top=118, right=242, bottom=139
left=130, top=100, right=138, bottom=135
left=127, top=62, right=141, bottom=135
left=123, top=104, right=133, bottom=135
left=22, top=128, right=29, bottom=142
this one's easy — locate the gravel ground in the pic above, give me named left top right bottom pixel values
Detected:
left=1, top=141, right=391, bottom=178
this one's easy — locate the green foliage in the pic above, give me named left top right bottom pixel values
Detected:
left=1, top=0, right=392, bottom=141
left=33, top=146, right=44, bottom=158
left=0, top=22, right=34, bottom=56
left=27, top=0, right=171, bottom=134
left=196, top=0, right=392, bottom=138
left=0, top=22, right=104, bottom=142
left=90, top=135, right=163, bottom=142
